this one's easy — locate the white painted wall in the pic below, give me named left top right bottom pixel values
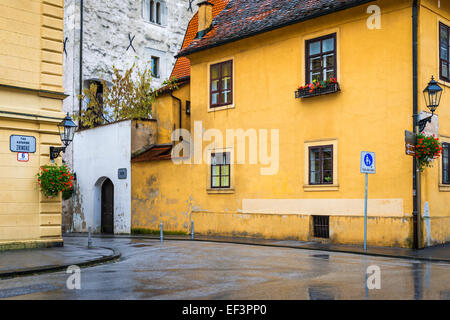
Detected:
left=72, top=121, right=132, bottom=234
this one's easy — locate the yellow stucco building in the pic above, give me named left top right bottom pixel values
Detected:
left=131, top=0, right=450, bottom=248
left=0, top=0, right=65, bottom=249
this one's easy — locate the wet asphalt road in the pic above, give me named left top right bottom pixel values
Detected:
left=0, top=237, right=449, bottom=300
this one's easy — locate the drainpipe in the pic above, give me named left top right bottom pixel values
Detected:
left=79, top=0, right=84, bottom=117
left=169, top=92, right=186, bottom=232
left=412, top=0, right=421, bottom=249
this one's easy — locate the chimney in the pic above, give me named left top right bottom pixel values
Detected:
left=197, top=1, right=214, bottom=38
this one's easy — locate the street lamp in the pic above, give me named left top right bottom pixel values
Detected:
left=413, top=76, right=444, bottom=250
left=50, top=113, right=77, bottom=160
left=418, top=76, right=443, bottom=132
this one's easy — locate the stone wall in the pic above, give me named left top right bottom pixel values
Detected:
left=62, top=0, right=196, bottom=232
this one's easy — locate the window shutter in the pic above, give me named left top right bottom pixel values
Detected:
left=142, top=0, right=150, bottom=21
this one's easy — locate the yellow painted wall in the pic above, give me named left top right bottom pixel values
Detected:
left=419, top=0, right=450, bottom=245
left=132, top=83, right=192, bottom=231
left=132, top=160, right=193, bottom=232
left=132, top=0, right=450, bottom=247
left=192, top=211, right=412, bottom=247
left=0, top=0, right=65, bottom=248
left=152, top=84, right=191, bottom=145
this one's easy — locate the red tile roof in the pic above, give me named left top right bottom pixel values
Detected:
left=131, top=144, right=173, bottom=162
left=177, top=0, right=375, bottom=57
left=170, top=0, right=230, bottom=80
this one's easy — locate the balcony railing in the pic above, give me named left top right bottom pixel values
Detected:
left=295, top=82, right=340, bottom=99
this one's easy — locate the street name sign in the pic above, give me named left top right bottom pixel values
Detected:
left=360, top=151, right=376, bottom=174
left=10, top=135, right=36, bottom=153
left=118, top=168, right=127, bottom=179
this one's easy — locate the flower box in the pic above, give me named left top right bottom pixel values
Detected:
left=295, top=80, right=340, bottom=99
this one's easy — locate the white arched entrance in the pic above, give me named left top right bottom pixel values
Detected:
left=94, top=176, right=114, bottom=233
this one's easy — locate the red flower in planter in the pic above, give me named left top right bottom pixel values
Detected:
left=415, top=133, right=442, bottom=171
left=37, top=164, right=75, bottom=198
left=297, top=77, right=339, bottom=95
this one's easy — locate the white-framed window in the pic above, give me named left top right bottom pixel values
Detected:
left=211, top=152, right=231, bottom=189
left=146, top=48, right=166, bottom=79
left=142, top=0, right=167, bottom=26
left=151, top=56, right=160, bottom=78
left=440, top=136, right=450, bottom=192
left=303, top=139, right=339, bottom=192
left=206, top=148, right=235, bottom=194
left=207, top=57, right=235, bottom=113
left=443, top=142, right=449, bottom=184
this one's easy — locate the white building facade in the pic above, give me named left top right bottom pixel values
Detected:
left=63, top=0, right=196, bottom=233
left=72, top=119, right=158, bottom=234
left=72, top=121, right=132, bottom=234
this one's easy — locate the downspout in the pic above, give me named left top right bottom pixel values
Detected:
left=170, top=92, right=187, bottom=233
left=412, top=0, right=421, bottom=249
left=79, top=0, right=84, bottom=116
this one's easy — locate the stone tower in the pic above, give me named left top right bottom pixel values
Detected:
left=62, top=0, right=196, bottom=232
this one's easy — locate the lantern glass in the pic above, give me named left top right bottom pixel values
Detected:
left=423, top=76, right=443, bottom=114
left=57, top=113, right=77, bottom=147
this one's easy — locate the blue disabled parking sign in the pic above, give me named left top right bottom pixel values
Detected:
left=360, top=151, right=376, bottom=174
left=361, top=151, right=376, bottom=252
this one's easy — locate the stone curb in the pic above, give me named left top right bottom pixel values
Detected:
left=65, top=233, right=450, bottom=264
left=0, top=246, right=121, bottom=280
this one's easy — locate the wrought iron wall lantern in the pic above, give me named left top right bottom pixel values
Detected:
left=418, top=76, right=443, bottom=132
left=50, top=113, right=77, bottom=160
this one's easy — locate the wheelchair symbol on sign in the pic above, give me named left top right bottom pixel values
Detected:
left=17, top=152, right=29, bottom=162
left=364, top=154, right=373, bottom=167
left=361, top=151, right=375, bottom=174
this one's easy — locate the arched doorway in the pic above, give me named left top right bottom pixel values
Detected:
left=101, top=178, right=114, bottom=234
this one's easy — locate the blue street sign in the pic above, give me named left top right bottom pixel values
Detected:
left=360, top=151, right=376, bottom=174
left=360, top=151, right=376, bottom=252
left=10, top=135, right=36, bottom=153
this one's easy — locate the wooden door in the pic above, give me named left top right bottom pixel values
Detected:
left=101, top=179, right=114, bottom=234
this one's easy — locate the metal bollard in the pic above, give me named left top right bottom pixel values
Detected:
left=191, top=221, right=194, bottom=240
left=88, top=226, right=92, bottom=249
left=160, top=222, right=163, bottom=243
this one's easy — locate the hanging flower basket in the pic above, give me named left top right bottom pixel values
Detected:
left=295, top=78, right=340, bottom=98
left=62, top=187, right=74, bottom=201
left=415, top=133, right=443, bottom=171
left=37, top=164, right=74, bottom=198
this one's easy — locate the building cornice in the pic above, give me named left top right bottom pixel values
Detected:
left=0, top=83, right=68, bottom=100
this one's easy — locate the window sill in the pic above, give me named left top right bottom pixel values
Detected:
left=438, top=79, right=450, bottom=88
left=303, top=184, right=339, bottom=192
left=439, top=184, right=450, bottom=192
left=207, top=188, right=235, bottom=194
left=208, top=104, right=234, bottom=113
left=142, top=20, right=166, bottom=28
left=309, top=236, right=331, bottom=243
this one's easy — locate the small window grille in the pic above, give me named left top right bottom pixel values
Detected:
left=313, top=216, right=329, bottom=239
